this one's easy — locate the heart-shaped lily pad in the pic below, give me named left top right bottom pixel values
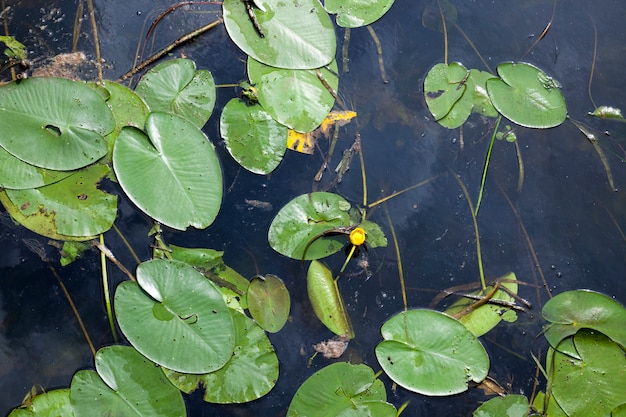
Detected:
left=114, top=259, right=235, bottom=374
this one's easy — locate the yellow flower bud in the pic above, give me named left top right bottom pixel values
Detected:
left=349, top=227, right=366, bottom=246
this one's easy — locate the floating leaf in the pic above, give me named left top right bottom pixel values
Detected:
left=0, top=147, right=72, bottom=189
left=375, top=309, right=489, bottom=395
left=472, top=394, right=529, bottom=417
left=115, top=259, right=235, bottom=374
left=542, top=289, right=626, bottom=349
left=307, top=260, right=354, bottom=338
left=486, top=62, right=567, bottom=128
left=0, top=35, right=27, bottom=60
left=70, top=346, right=185, bottom=417
left=268, top=192, right=352, bottom=260
left=287, top=362, right=395, bottom=417
left=164, top=311, right=279, bottom=404
left=445, top=273, right=518, bottom=337
left=113, top=112, right=222, bottom=231
left=325, top=0, right=395, bottom=28
left=0, top=77, right=114, bottom=170
left=0, top=164, right=117, bottom=240
left=247, top=274, right=290, bottom=333
left=103, top=80, right=149, bottom=154
left=220, top=98, right=288, bottom=174
left=550, top=330, right=626, bottom=417
left=223, top=0, right=336, bottom=69
left=248, top=57, right=338, bottom=133
left=135, top=58, right=215, bottom=129
left=424, top=62, right=470, bottom=128
left=7, top=389, right=74, bottom=417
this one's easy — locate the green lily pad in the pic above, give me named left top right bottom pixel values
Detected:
left=248, top=57, right=338, bottom=133
left=223, top=0, right=335, bottom=70
left=114, top=259, right=235, bottom=374
left=164, top=310, right=279, bottom=404
left=247, top=274, right=290, bottom=333
left=486, top=62, right=567, bottom=128
left=424, top=62, right=469, bottom=127
left=103, top=80, right=149, bottom=154
left=542, top=289, right=626, bottom=349
left=0, top=164, right=117, bottom=240
left=551, top=330, right=626, bottom=417
left=473, top=394, right=528, bottom=417
left=0, top=146, right=72, bottom=189
left=375, top=309, right=489, bottom=395
left=135, top=58, right=215, bottom=129
left=307, top=260, right=354, bottom=338
left=0, top=77, right=113, bottom=170
left=325, top=0, right=395, bottom=28
left=113, top=112, right=222, bottom=231
left=70, top=346, right=185, bottom=417
left=7, top=389, right=74, bottom=417
left=268, top=192, right=353, bottom=260
left=445, top=273, right=518, bottom=337
left=287, top=362, right=394, bottom=417
left=220, top=98, right=288, bottom=174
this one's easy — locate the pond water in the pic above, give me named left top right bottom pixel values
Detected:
left=1, top=0, right=626, bottom=415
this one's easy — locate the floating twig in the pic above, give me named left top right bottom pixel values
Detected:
left=366, top=25, right=388, bottom=83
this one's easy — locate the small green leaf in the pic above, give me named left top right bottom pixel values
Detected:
left=248, top=57, right=338, bottom=133
left=307, top=260, right=354, bottom=338
left=588, top=105, right=626, bottom=121
left=0, top=35, right=27, bottom=60
left=7, top=389, right=74, bottom=417
left=135, top=58, right=216, bottom=128
left=220, top=98, right=288, bottom=174
left=542, top=289, right=626, bottom=349
left=424, top=62, right=471, bottom=128
left=375, top=309, right=489, bottom=395
left=325, top=0, right=395, bottom=28
left=248, top=274, right=291, bottom=333
left=486, top=62, right=567, bottom=128
left=287, top=363, right=393, bottom=417
left=268, top=192, right=353, bottom=260
left=472, top=394, right=528, bottom=417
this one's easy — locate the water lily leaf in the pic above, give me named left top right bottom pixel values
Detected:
left=0, top=146, right=72, bottom=189
left=247, top=274, right=290, bottom=333
left=220, top=98, right=288, bottom=174
left=287, top=362, right=392, bottom=417
left=223, top=0, right=335, bottom=69
left=114, top=259, right=235, bottom=374
left=0, top=164, right=117, bottom=240
left=268, top=192, right=353, bottom=260
left=248, top=57, right=338, bottom=133
left=542, top=289, right=626, bottom=349
left=103, top=80, right=149, bottom=154
left=486, top=62, right=567, bottom=128
left=375, top=309, right=489, bottom=395
left=551, top=330, right=626, bottom=417
left=113, top=112, right=222, bottom=231
left=468, top=69, right=498, bottom=118
left=307, top=260, right=354, bottom=338
left=424, top=62, right=470, bottom=128
left=287, top=110, right=357, bottom=154
left=325, top=0, right=395, bottom=27
left=70, top=346, right=185, bottom=417
left=358, top=219, right=387, bottom=249
left=0, top=77, right=113, bottom=170
left=473, top=394, right=529, bottom=417
left=7, top=389, right=73, bottom=417
left=135, top=58, right=215, bottom=129
left=0, top=35, right=27, bottom=60
left=445, top=272, right=518, bottom=337
left=164, top=311, right=278, bottom=404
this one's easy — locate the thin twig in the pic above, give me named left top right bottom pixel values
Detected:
left=368, top=173, right=444, bottom=208
left=118, top=18, right=223, bottom=82
left=86, top=0, right=103, bottom=81
left=342, top=28, right=351, bottom=73
left=520, top=0, right=558, bottom=60
left=587, top=13, right=598, bottom=109
left=437, top=0, right=448, bottom=65
left=92, top=240, right=136, bottom=282
left=366, top=25, right=388, bottom=83
left=384, top=204, right=407, bottom=311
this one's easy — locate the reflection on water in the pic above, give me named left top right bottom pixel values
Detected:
left=2, top=0, right=626, bottom=415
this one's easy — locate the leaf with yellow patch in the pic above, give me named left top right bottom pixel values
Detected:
left=286, top=110, right=357, bottom=154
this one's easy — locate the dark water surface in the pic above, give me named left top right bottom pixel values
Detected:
left=2, top=0, right=626, bottom=415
